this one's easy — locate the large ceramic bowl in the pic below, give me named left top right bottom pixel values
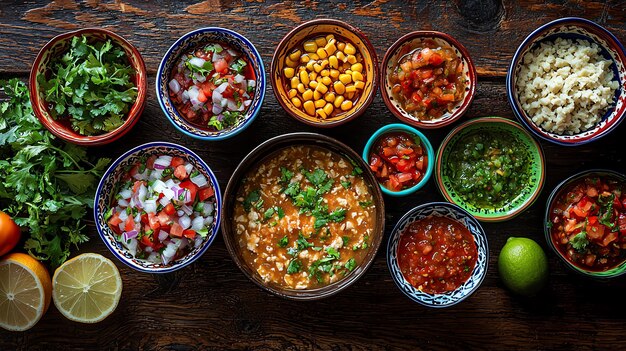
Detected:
left=94, top=142, right=222, bottom=273
left=507, top=17, right=626, bottom=146
left=270, top=19, right=379, bottom=127
left=156, top=27, right=265, bottom=140
left=387, top=202, right=488, bottom=308
left=436, top=117, right=545, bottom=222
left=381, top=31, right=477, bottom=129
left=221, top=132, right=385, bottom=300
left=544, top=169, right=626, bottom=279
left=29, top=28, right=147, bottom=146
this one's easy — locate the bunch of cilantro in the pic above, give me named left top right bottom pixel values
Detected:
left=37, top=35, right=137, bottom=136
left=0, top=79, right=110, bottom=267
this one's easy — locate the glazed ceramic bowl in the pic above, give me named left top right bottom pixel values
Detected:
left=544, top=169, right=626, bottom=278
left=381, top=31, right=477, bottom=129
left=270, top=19, right=379, bottom=127
left=94, top=142, right=222, bottom=273
left=507, top=17, right=626, bottom=146
left=435, top=117, right=545, bottom=222
left=221, top=132, right=385, bottom=300
left=362, top=123, right=434, bottom=197
left=156, top=27, right=265, bottom=140
left=387, top=202, right=488, bottom=308
left=29, top=28, right=147, bottom=146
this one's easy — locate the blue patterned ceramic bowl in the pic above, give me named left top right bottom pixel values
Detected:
left=387, top=202, right=488, bottom=308
left=94, top=142, right=222, bottom=273
left=156, top=27, right=265, bottom=140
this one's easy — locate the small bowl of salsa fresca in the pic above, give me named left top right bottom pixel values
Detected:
left=156, top=27, right=265, bottom=140
left=436, top=117, right=546, bottom=222
left=362, top=123, right=434, bottom=196
left=387, top=202, right=488, bottom=307
left=545, top=170, right=626, bottom=278
left=381, top=31, right=476, bottom=129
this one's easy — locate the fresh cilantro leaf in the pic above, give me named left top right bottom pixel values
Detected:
left=230, top=58, right=247, bottom=74
left=204, top=43, right=223, bottom=53
left=340, top=181, right=351, bottom=189
left=345, top=258, right=357, bottom=271
left=359, top=201, right=373, bottom=208
left=280, top=167, right=293, bottom=184
left=304, top=169, right=327, bottom=186
left=325, top=247, right=340, bottom=259
left=342, top=236, right=350, bottom=246
left=276, top=206, right=285, bottom=219
left=277, top=235, right=289, bottom=248
left=263, top=207, right=275, bottom=220
left=242, top=189, right=260, bottom=212
left=570, top=231, right=589, bottom=252
left=287, top=259, right=302, bottom=274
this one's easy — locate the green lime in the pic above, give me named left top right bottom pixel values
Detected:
left=498, top=237, right=548, bottom=296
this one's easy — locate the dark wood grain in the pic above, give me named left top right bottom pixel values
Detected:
left=1, top=1, right=626, bottom=350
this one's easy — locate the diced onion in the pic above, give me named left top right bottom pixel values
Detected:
left=155, top=156, right=172, bottom=168
left=194, top=236, right=204, bottom=248
left=193, top=72, right=207, bottom=83
left=227, top=48, right=239, bottom=57
left=118, top=198, right=129, bottom=207
left=212, top=103, right=223, bottom=115
left=212, top=52, right=223, bottom=63
left=143, top=199, right=157, bottom=214
left=119, top=189, right=132, bottom=199
left=191, top=216, right=205, bottom=231
left=215, top=82, right=229, bottom=94
left=164, top=179, right=176, bottom=188
left=184, top=163, right=194, bottom=175
left=162, top=188, right=175, bottom=200
left=190, top=174, right=208, bottom=188
left=181, top=204, right=193, bottom=216
left=169, top=79, right=181, bottom=94
left=179, top=215, right=191, bottom=229
left=248, top=80, right=256, bottom=87
left=243, top=100, right=252, bottom=107
left=177, top=210, right=184, bottom=217
left=189, top=57, right=206, bottom=68
left=202, top=203, right=214, bottom=216
left=152, top=180, right=167, bottom=194
left=234, top=74, right=245, bottom=83
left=158, top=230, right=169, bottom=242
left=203, top=216, right=214, bottom=226
left=181, top=90, right=190, bottom=102
left=226, top=99, right=238, bottom=111
left=159, top=196, right=171, bottom=207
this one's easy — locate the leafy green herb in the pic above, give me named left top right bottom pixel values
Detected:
left=204, top=43, right=223, bottom=53
left=263, top=207, right=275, bottom=220
left=230, top=58, right=247, bottom=74
left=208, top=111, right=242, bottom=131
left=598, top=193, right=616, bottom=230
left=570, top=230, right=589, bottom=252
left=296, top=233, right=315, bottom=251
left=280, top=167, right=293, bottom=184
left=276, top=206, right=285, bottom=219
left=287, top=259, right=302, bottom=274
left=242, top=189, right=260, bottom=212
left=325, top=247, right=340, bottom=259
left=304, top=169, right=328, bottom=186
left=359, top=201, right=373, bottom=208
left=348, top=158, right=363, bottom=176
left=345, top=258, right=357, bottom=271
left=277, top=235, right=289, bottom=248
left=340, top=181, right=351, bottom=189
left=342, top=236, right=350, bottom=246
left=185, top=58, right=214, bottom=76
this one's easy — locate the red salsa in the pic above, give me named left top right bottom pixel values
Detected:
left=389, top=39, right=466, bottom=120
left=169, top=42, right=256, bottom=131
left=368, top=131, right=427, bottom=192
left=550, top=175, right=626, bottom=271
left=398, top=216, right=477, bottom=294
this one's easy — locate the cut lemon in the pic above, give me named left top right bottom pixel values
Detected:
left=0, top=253, right=52, bottom=331
left=52, top=253, right=122, bottom=323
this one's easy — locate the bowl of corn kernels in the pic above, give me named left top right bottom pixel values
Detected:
left=270, top=19, right=379, bottom=127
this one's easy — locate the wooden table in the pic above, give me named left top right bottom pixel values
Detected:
left=1, top=1, right=625, bottom=350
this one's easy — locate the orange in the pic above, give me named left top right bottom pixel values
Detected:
left=0, top=211, right=21, bottom=256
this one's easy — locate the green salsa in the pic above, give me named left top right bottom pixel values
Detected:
left=445, top=131, right=530, bottom=209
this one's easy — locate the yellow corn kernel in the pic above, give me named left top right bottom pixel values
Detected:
left=330, top=69, right=340, bottom=79
left=308, top=71, right=317, bottom=81
left=345, top=91, right=355, bottom=100
left=320, top=59, right=329, bottom=69
left=328, top=55, right=339, bottom=69
left=320, top=69, right=330, bottom=77
left=340, top=100, right=353, bottom=111
left=284, top=67, right=295, bottom=79
left=288, top=89, right=297, bottom=98
left=316, top=76, right=322, bottom=83
left=300, top=54, right=310, bottom=63
left=340, top=52, right=349, bottom=63
left=289, top=49, right=302, bottom=62
left=351, top=63, right=363, bottom=73
left=303, top=100, right=315, bottom=115
left=345, top=69, right=352, bottom=75
left=291, top=97, right=302, bottom=108
left=306, top=61, right=315, bottom=71
left=325, top=34, right=335, bottom=42
left=354, top=81, right=365, bottom=90
left=309, top=80, right=318, bottom=89
left=333, top=81, right=346, bottom=95
left=345, top=84, right=357, bottom=94
left=290, top=77, right=300, bottom=89
left=344, top=43, right=356, bottom=55
left=297, top=83, right=306, bottom=93
left=351, top=71, right=364, bottom=82
left=313, top=90, right=322, bottom=101
left=339, top=74, right=352, bottom=85
left=323, top=102, right=334, bottom=116
left=334, top=95, right=345, bottom=108
left=337, top=42, right=346, bottom=51
left=315, top=99, right=326, bottom=108
left=309, top=53, right=320, bottom=61
left=316, top=48, right=328, bottom=59
left=313, top=63, right=323, bottom=73
left=299, top=70, right=310, bottom=85
left=285, top=57, right=298, bottom=68
left=324, top=41, right=337, bottom=56
left=324, top=92, right=336, bottom=102
left=321, top=76, right=332, bottom=86
left=346, top=54, right=357, bottom=64
left=302, top=89, right=313, bottom=101
left=314, top=37, right=327, bottom=47
left=303, top=41, right=317, bottom=53
left=315, top=82, right=328, bottom=94
left=336, top=51, right=346, bottom=62
left=316, top=108, right=327, bottom=119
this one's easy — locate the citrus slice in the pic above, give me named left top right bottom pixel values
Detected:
left=52, top=253, right=122, bottom=323
left=0, top=253, right=52, bottom=331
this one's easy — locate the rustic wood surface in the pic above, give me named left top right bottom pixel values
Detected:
left=1, top=0, right=626, bottom=350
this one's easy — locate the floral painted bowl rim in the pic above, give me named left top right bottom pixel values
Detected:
left=29, top=27, right=147, bottom=146
left=270, top=18, right=379, bottom=128
left=387, top=202, right=489, bottom=308
left=435, top=116, right=546, bottom=222
left=94, top=141, right=222, bottom=273
left=544, top=169, right=626, bottom=278
left=506, top=17, right=626, bottom=146
left=156, top=27, right=266, bottom=141
left=362, top=123, right=434, bottom=197
left=380, top=30, right=477, bottom=129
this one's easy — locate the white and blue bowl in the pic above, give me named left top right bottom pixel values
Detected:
left=156, top=27, right=265, bottom=141
left=94, top=142, right=222, bottom=273
left=387, top=202, right=488, bottom=308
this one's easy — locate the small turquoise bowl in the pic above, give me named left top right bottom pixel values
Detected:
left=156, top=27, right=265, bottom=141
left=362, top=123, right=434, bottom=197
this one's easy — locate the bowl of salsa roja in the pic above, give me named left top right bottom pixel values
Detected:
left=387, top=202, right=488, bottom=308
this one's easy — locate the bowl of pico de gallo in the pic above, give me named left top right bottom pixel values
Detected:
left=94, top=142, right=221, bottom=273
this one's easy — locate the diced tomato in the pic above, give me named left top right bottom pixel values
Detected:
left=170, top=223, right=184, bottom=237
left=132, top=181, right=145, bottom=193
left=124, top=216, right=135, bottom=232
left=602, top=232, right=618, bottom=247
left=387, top=174, right=401, bottom=191
left=586, top=223, right=605, bottom=240
left=571, top=206, right=588, bottom=219
left=141, top=235, right=154, bottom=248
left=158, top=211, right=172, bottom=226
left=108, top=213, right=122, bottom=227
left=164, top=203, right=176, bottom=216
left=140, top=213, right=149, bottom=225
left=428, top=53, right=443, bottom=66
left=214, top=58, right=228, bottom=73
left=183, top=229, right=196, bottom=239
left=586, top=186, right=598, bottom=198
left=370, top=154, right=383, bottom=170
left=619, top=213, right=626, bottom=234
left=197, top=90, right=208, bottom=103
left=171, top=157, right=185, bottom=168
left=396, top=159, right=413, bottom=173
left=146, top=155, right=157, bottom=170
left=411, top=91, right=422, bottom=103
left=174, top=165, right=188, bottom=180
left=415, top=156, right=425, bottom=171
left=148, top=213, right=161, bottom=231
left=180, top=181, right=198, bottom=203
left=397, top=173, right=413, bottom=183
left=199, top=187, right=215, bottom=201
left=129, top=165, right=140, bottom=178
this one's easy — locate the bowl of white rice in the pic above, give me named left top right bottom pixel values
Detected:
left=507, top=17, right=626, bottom=146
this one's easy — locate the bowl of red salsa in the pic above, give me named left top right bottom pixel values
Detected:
left=545, top=169, right=626, bottom=278
left=381, top=31, right=476, bottom=129
left=387, top=202, right=488, bottom=308
left=362, top=123, right=434, bottom=196
left=156, top=27, right=265, bottom=140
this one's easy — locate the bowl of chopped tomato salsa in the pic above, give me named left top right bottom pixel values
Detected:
left=381, top=31, right=476, bottom=129
left=387, top=202, right=488, bottom=308
left=156, top=27, right=265, bottom=140
left=94, top=142, right=221, bottom=273
left=362, top=123, right=434, bottom=196
left=545, top=169, right=626, bottom=278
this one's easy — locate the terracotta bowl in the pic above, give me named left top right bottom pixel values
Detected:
left=29, top=28, right=147, bottom=146
left=270, top=19, right=379, bottom=127
left=381, top=31, right=477, bottom=129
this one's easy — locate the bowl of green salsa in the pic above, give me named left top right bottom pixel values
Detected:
left=435, top=117, right=545, bottom=222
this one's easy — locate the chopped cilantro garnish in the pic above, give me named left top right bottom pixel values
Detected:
left=287, top=259, right=302, bottom=274
left=340, top=181, right=351, bottom=189
left=277, top=235, right=288, bottom=247
left=342, top=236, right=350, bottom=246
left=359, top=201, right=373, bottom=208
left=345, top=258, right=357, bottom=271
left=242, top=190, right=260, bottom=212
